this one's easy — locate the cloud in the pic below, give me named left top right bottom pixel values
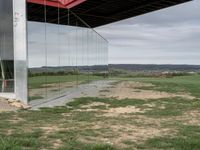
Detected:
left=96, top=0, right=200, bottom=65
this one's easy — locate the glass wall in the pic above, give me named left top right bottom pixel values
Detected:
left=27, top=9, right=108, bottom=103
left=0, top=0, right=14, bottom=93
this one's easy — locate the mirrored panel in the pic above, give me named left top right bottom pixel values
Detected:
left=28, top=21, right=46, bottom=102
left=0, top=0, right=14, bottom=93
left=27, top=8, right=108, bottom=104
left=45, top=23, right=61, bottom=100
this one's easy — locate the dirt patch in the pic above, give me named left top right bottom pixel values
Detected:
left=111, top=125, right=173, bottom=145
left=78, top=117, right=175, bottom=148
left=76, top=102, right=147, bottom=117
left=102, top=106, right=145, bottom=117
left=40, top=126, right=62, bottom=135
left=8, top=99, right=30, bottom=109
left=52, top=139, right=63, bottom=149
left=143, top=103, right=166, bottom=109
left=103, top=81, right=195, bottom=100
left=74, top=102, right=109, bottom=112
left=75, top=99, right=179, bottom=147
left=176, top=110, right=200, bottom=126
left=81, top=102, right=110, bottom=109
left=0, top=98, right=18, bottom=112
left=9, top=115, right=26, bottom=124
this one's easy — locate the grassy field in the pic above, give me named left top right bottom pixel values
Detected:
left=29, top=74, right=104, bottom=89
left=112, top=74, right=200, bottom=98
left=1, top=74, right=200, bottom=150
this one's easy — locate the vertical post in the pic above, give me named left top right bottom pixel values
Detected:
left=0, top=60, right=5, bottom=92
left=13, top=0, right=28, bottom=104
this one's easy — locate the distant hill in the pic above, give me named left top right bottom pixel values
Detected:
left=109, top=64, right=200, bottom=72
left=29, top=64, right=200, bottom=74
left=29, top=65, right=108, bottom=73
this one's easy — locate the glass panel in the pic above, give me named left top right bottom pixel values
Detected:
left=27, top=8, right=108, bottom=104
left=0, top=0, right=14, bottom=93
left=45, top=23, right=61, bottom=100
left=59, top=22, right=73, bottom=95
left=28, top=21, right=46, bottom=102
left=59, top=11, right=78, bottom=95
left=69, top=16, right=78, bottom=89
left=76, top=20, right=88, bottom=87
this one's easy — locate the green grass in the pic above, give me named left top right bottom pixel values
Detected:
left=99, top=89, right=110, bottom=93
left=140, top=125, right=200, bottom=150
left=0, top=105, right=117, bottom=149
left=1, top=96, right=200, bottom=149
left=1, top=75, right=200, bottom=149
left=111, top=74, right=200, bottom=98
left=141, top=97, right=200, bottom=117
left=28, top=96, right=44, bottom=101
left=59, top=141, right=115, bottom=150
left=67, top=97, right=147, bottom=109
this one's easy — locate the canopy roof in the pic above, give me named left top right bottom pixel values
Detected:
left=27, top=0, right=86, bottom=8
left=27, top=0, right=192, bottom=28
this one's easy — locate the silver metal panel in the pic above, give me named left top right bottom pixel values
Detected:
left=13, top=0, right=28, bottom=104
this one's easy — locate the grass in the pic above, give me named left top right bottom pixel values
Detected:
left=111, top=74, right=200, bottom=98
left=1, top=97, right=200, bottom=149
left=29, top=74, right=104, bottom=89
left=140, top=125, right=200, bottom=150
left=99, top=89, right=110, bottom=93
left=1, top=74, right=200, bottom=149
left=28, top=96, right=44, bottom=101
left=67, top=97, right=147, bottom=109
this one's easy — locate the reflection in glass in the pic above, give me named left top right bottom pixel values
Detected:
left=0, top=0, right=14, bottom=93
left=27, top=9, right=108, bottom=103
left=28, top=21, right=46, bottom=101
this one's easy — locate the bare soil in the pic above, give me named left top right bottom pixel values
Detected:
left=71, top=80, right=197, bottom=146
left=0, top=98, right=18, bottom=112
left=103, top=81, right=195, bottom=100
left=75, top=104, right=175, bottom=146
left=177, top=110, right=200, bottom=126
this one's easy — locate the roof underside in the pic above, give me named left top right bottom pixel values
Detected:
left=27, top=0, right=192, bottom=28
left=27, top=0, right=86, bottom=9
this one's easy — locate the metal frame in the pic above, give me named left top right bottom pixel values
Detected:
left=27, top=0, right=86, bottom=9
left=0, top=0, right=15, bottom=99
left=27, top=0, right=192, bottom=28
left=13, top=0, right=28, bottom=104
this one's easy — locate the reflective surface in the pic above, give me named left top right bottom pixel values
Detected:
left=27, top=10, right=108, bottom=103
left=13, top=0, right=28, bottom=104
left=0, top=0, right=14, bottom=93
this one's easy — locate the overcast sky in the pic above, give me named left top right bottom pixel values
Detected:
left=96, top=0, right=200, bottom=65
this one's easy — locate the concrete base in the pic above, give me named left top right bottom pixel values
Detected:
left=0, top=93, right=16, bottom=99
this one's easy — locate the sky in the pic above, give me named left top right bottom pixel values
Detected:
left=28, top=23, right=107, bottom=67
left=28, top=0, right=200, bottom=67
left=96, top=0, right=200, bottom=65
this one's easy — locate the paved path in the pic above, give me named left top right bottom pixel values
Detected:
left=30, top=80, right=115, bottom=110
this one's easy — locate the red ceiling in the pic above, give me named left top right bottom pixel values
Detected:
left=27, top=0, right=86, bottom=8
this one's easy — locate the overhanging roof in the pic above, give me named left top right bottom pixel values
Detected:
left=27, top=0, right=86, bottom=9
left=27, top=0, right=192, bottom=28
